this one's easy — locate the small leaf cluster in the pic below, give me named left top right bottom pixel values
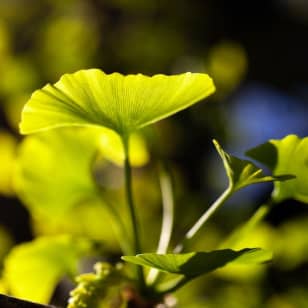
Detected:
left=68, top=263, right=125, bottom=308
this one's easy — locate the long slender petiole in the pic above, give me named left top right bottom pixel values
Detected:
left=122, top=134, right=145, bottom=289
left=147, top=166, right=175, bottom=285
left=174, top=185, right=233, bottom=253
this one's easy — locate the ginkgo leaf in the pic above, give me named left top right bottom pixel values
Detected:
left=14, top=126, right=149, bottom=219
left=213, top=139, right=292, bottom=192
left=20, top=69, right=215, bottom=136
left=122, top=248, right=272, bottom=278
left=247, top=134, right=308, bottom=203
left=14, top=127, right=101, bottom=218
left=3, top=235, right=92, bottom=304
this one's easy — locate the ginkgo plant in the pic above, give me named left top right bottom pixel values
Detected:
left=2, top=69, right=307, bottom=307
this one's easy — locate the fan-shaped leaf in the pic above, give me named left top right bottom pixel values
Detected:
left=213, top=139, right=292, bottom=192
left=20, top=69, right=215, bottom=136
left=122, top=248, right=272, bottom=278
left=247, top=134, right=308, bottom=203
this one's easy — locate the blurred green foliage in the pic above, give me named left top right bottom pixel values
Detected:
left=3, top=235, right=92, bottom=303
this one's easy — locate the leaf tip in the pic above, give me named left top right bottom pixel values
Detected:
left=212, top=139, right=223, bottom=155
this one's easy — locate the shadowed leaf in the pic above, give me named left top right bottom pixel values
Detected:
left=122, top=248, right=272, bottom=278
left=213, top=139, right=293, bottom=192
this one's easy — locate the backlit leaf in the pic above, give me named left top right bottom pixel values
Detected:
left=246, top=135, right=308, bottom=203
left=3, top=235, right=92, bottom=304
left=14, top=127, right=101, bottom=218
left=20, top=69, right=215, bottom=136
left=122, top=248, right=272, bottom=278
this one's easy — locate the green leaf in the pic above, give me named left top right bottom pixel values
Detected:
left=20, top=69, right=215, bottom=136
left=246, top=134, right=308, bottom=203
left=213, top=139, right=291, bottom=192
left=14, top=127, right=101, bottom=218
left=3, top=235, right=92, bottom=304
left=122, top=248, right=272, bottom=278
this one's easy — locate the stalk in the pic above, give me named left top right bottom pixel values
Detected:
left=122, top=134, right=145, bottom=289
left=174, top=186, right=233, bottom=253
left=147, top=167, right=174, bottom=284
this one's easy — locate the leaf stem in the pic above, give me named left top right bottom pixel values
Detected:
left=156, top=168, right=175, bottom=254
left=122, top=134, right=145, bottom=289
left=147, top=166, right=174, bottom=285
left=174, top=186, right=233, bottom=253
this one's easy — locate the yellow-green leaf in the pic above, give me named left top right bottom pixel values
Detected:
left=3, top=235, right=91, bottom=304
left=122, top=248, right=272, bottom=278
left=20, top=69, right=215, bottom=136
left=14, top=127, right=149, bottom=219
left=14, top=127, right=101, bottom=218
left=246, top=134, right=308, bottom=203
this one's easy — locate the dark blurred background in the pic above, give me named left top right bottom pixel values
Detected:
left=1, top=0, right=308, bottom=307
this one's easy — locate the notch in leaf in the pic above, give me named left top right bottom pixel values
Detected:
left=246, top=134, right=307, bottom=203
left=20, top=69, right=215, bottom=137
left=213, top=139, right=293, bottom=192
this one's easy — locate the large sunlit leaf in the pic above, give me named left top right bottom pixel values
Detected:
left=3, top=235, right=92, bottom=304
left=246, top=135, right=308, bottom=203
left=14, top=127, right=102, bottom=218
left=20, top=69, right=215, bottom=136
left=122, top=248, right=272, bottom=278
left=213, top=139, right=292, bottom=192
